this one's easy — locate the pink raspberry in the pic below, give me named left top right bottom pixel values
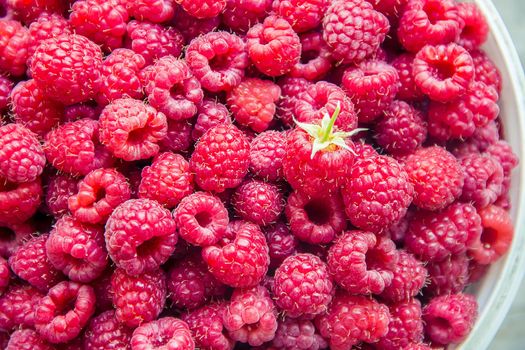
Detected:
left=271, top=317, right=327, bottom=350
left=376, top=299, right=424, bottom=350
left=160, top=119, right=194, bottom=153
left=221, top=0, right=272, bottom=34
left=451, top=121, right=500, bottom=156
left=413, top=43, right=474, bottom=103
left=273, top=0, right=330, bottom=33
left=232, top=180, right=283, bottom=226
left=69, top=0, right=128, bottom=51
left=202, top=221, right=269, bottom=288
left=276, top=77, right=312, bottom=127
left=31, top=34, right=102, bottom=105
left=457, top=2, right=488, bottom=50
left=290, top=31, right=332, bottom=81
left=274, top=253, right=333, bottom=318
left=83, top=310, right=132, bottom=350
left=190, top=124, right=250, bottom=193
left=99, top=98, right=168, bottom=161
left=46, top=216, right=107, bottom=283
left=44, top=173, right=78, bottom=218
left=0, top=123, right=45, bottom=183
left=6, top=329, right=53, bottom=350
left=368, top=0, right=408, bottom=20
left=223, top=285, right=277, bottom=346
left=175, top=0, right=225, bottom=18
left=486, top=140, right=519, bottom=197
left=246, top=15, right=301, bottom=76
left=471, top=49, right=502, bottom=94
left=264, top=222, right=298, bottom=268
left=285, top=190, right=346, bottom=245
left=0, top=76, right=12, bottom=112
left=10, top=79, right=63, bottom=137
left=249, top=131, right=286, bottom=182
left=174, top=191, right=229, bottom=246
left=126, top=20, right=184, bottom=66
left=315, top=293, right=390, bottom=349
left=131, top=317, right=195, bottom=350
left=34, top=281, right=96, bottom=344
left=143, top=56, right=204, bottom=120
left=7, top=0, right=65, bottom=23
left=63, top=103, right=101, bottom=123
left=192, top=99, right=231, bottom=141
left=328, top=231, right=398, bottom=295
left=404, top=146, right=464, bottom=211
left=173, top=4, right=220, bottom=42
left=106, top=199, right=177, bottom=275
left=460, top=153, right=504, bottom=208
left=323, top=0, right=389, bottom=64
left=27, top=13, right=71, bottom=57
left=124, top=0, right=175, bottom=23
left=391, top=53, right=425, bottom=101
left=0, top=257, right=9, bottom=295
left=0, top=20, right=29, bottom=77
left=0, top=177, right=42, bottom=224
left=186, top=31, right=248, bottom=92
left=423, top=293, right=477, bottom=345
left=0, top=283, right=43, bottom=330
left=111, top=268, right=167, bottom=327
left=380, top=250, right=427, bottom=303
left=0, top=221, right=34, bottom=258
left=425, top=253, right=469, bottom=297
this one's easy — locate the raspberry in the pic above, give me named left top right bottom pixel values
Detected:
left=423, top=293, right=477, bottom=345
left=46, top=216, right=107, bottom=283
left=31, top=34, right=102, bottom=105
left=0, top=76, right=12, bottom=112
left=274, top=253, right=333, bottom=318
left=7, top=0, right=65, bottom=23
left=413, top=43, right=474, bottom=103
left=271, top=317, right=328, bottom=350
left=0, top=178, right=42, bottom=225
left=34, top=281, right=96, bottom=343
left=457, top=2, right=488, bottom=50
left=124, top=0, right=175, bottom=24
left=290, top=31, right=332, bottom=81
left=111, top=268, right=167, bottom=327
left=70, top=0, right=129, bottom=51
left=0, top=123, right=45, bottom=183
left=448, top=202, right=483, bottom=247
left=44, top=173, right=78, bottom=217
left=460, top=153, right=504, bottom=208
left=323, top=0, right=389, bottom=64
left=27, top=13, right=71, bottom=57
left=486, top=140, right=519, bottom=195
left=143, top=56, right=204, bottom=121
left=0, top=20, right=29, bottom=76
left=404, top=146, right=464, bottom=211
left=0, top=283, right=43, bottom=330
left=182, top=302, right=235, bottom=350
left=246, top=15, right=301, bottom=76
left=186, top=31, right=248, bottom=93
left=83, top=310, right=132, bottom=350
left=174, top=192, right=228, bottom=246
left=380, top=250, right=427, bottom=303
left=455, top=121, right=500, bottom=155
left=425, top=253, right=469, bottom=297
left=131, top=317, right=195, bottom=350
left=106, top=199, right=177, bottom=275
left=376, top=299, right=424, bottom=350
left=167, top=255, right=226, bottom=310
left=391, top=53, right=425, bottom=101
left=277, top=77, right=312, bottom=127
left=342, top=155, right=413, bottom=232
left=91, top=268, right=113, bottom=311
left=160, top=119, right=194, bottom=153
left=0, top=221, right=34, bottom=258
left=273, top=0, right=329, bottom=33
left=192, top=99, right=231, bottom=141
left=0, top=257, right=8, bottom=295
left=190, top=124, right=250, bottom=193
left=223, top=285, right=277, bottom=346
left=264, top=222, right=298, bottom=268
left=126, top=20, right=184, bottom=66
left=369, top=0, right=407, bottom=20
left=175, top=0, right=225, bottom=18
left=173, top=5, right=220, bottom=42
left=227, top=78, right=281, bottom=132
left=404, top=344, right=433, bottom=350
left=232, top=180, right=283, bottom=226
left=99, top=98, right=168, bottom=161
left=11, top=79, right=63, bottom=137
left=221, top=0, right=272, bottom=34
left=294, top=81, right=358, bottom=132
left=6, top=329, right=53, bottom=350
left=342, top=60, right=399, bottom=123
left=315, top=293, right=390, bottom=349
left=470, top=49, right=502, bottom=94
left=285, top=190, right=346, bottom=245
left=249, top=131, right=286, bottom=182
left=63, top=103, right=101, bottom=123
left=202, top=221, right=269, bottom=287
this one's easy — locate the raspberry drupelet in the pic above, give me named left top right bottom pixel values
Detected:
left=0, top=20, right=30, bottom=77
left=131, top=317, right=195, bottom=350
left=457, top=2, right=489, bottom=50
left=460, top=153, right=504, bottom=208
left=272, top=0, right=330, bottom=33
left=6, top=329, right=53, bottom=350
left=123, top=0, right=175, bottom=24
left=192, top=99, right=231, bottom=141
left=83, top=310, right=132, bottom=350
left=221, top=0, right=272, bottom=34
left=271, top=317, right=328, bottom=350
left=232, top=179, right=283, bottom=226
left=376, top=299, right=424, bottom=350
left=0, top=283, right=43, bottom=330
left=0, top=177, right=43, bottom=225
left=290, top=31, right=332, bottom=81
left=380, top=250, right=427, bottom=303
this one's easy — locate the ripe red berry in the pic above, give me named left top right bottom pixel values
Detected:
left=290, top=31, right=332, bottom=81
left=391, top=53, right=425, bottom=101
left=380, top=250, right=427, bottom=303
left=27, top=13, right=71, bottom=57
left=221, top=0, right=271, bottom=34
left=425, top=253, right=469, bottom=297
left=6, top=329, right=53, bottom=350
left=83, top=310, right=132, bottom=350
left=271, top=317, right=328, bottom=350
left=123, top=0, right=175, bottom=24
left=131, top=317, right=195, bottom=349
left=0, top=178, right=43, bottom=225
left=376, top=299, right=424, bottom=350
left=0, top=20, right=30, bottom=77
left=176, top=0, right=225, bottom=18
left=232, top=180, right=284, bottom=226
left=457, top=2, right=489, bottom=50
left=0, top=283, right=43, bottom=331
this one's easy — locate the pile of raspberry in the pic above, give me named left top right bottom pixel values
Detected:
left=0, top=0, right=518, bottom=349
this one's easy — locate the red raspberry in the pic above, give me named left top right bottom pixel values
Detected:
left=369, top=0, right=408, bottom=20
left=6, top=0, right=65, bottom=23
left=285, top=190, right=346, bottom=245
left=11, top=79, right=63, bottom=137
left=470, top=49, right=502, bottom=94
left=160, top=119, right=193, bottom=153
left=126, top=20, right=184, bottom=66
left=0, top=221, right=34, bottom=258
left=6, top=329, right=53, bottom=350
left=173, top=4, right=220, bottom=42
left=106, top=199, right=177, bottom=275
left=404, top=343, right=433, bottom=350
left=0, top=283, right=43, bottom=330
left=0, top=123, right=45, bottom=183
left=315, top=293, right=390, bottom=349
left=174, top=191, right=228, bottom=246
left=186, top=31, right=248, bottom=93
left=342, top=60, right=399, bottom=123
left=192, top=99, right=231, bottom=141
left=271, top=317, right=328, bottom=350
left=31, top=34, right=103, bottom=105
left=273, top=0, right=330, bottom=33
left=223, top=285, right=277, bottom=346
left=451, top=121, right=500, bottom=156
left=0, top=177, right=43, bottom=225
left=124, top=0, right=175, bottom=24
left=342, top=155, right=413, bottom=232
left=227, top=78, right=281, bottom=132
left=276, top=77, right=312, bottom=127
left=34, top=281, right=96, bottom=344
left=27, top=13, right=71, bottom=57
left=232, top=180, right=283, bottom=226
left=70, top=0, right=128, bottom=51
left=413, top=43, right=474, bottom=103
left=111, top=268, right=167, bottom=327
left=323, top=0, right=389, bottom=64
left=0, top=257, right=9, bottom=295
left=175, top=0, right=225, bottom=18
left=143, top=56, right=204, bottom=121
left=63, top=103, right=101, bottom=123
left=423, top=293, right=477, bottom=345
left=190, top=124, right=250, bottom=193
left=182, top=302, right=235, bottom=350
left=274, top=253, right=333, bottom=318
left=0, top=76, right=12, bottom=112
left=91, top=268, right=114, bottom=311
left=457, top=2, right=488, bottom=50
left=44, top=173, right=78, bottom=218
left=221, top=0, right=271, bottom=34
left=425, top=253, right=469, bottom=297
left=249, top=131, right=286, bottom=182
left=376, top=299, right=424, bottom=350
left=0, top=20, right=29, bottom=77
left=392, top=53, right=425, bottom=101
left=131, top=317, right=195, bottom=350
left=167, top=255, right=226, bottom=310
left=46, top=216, right=107, bottom=283
left=83, top=310, right=132, bottom=350
left=290, top=31, right=332, bottom=81
left=99, top=98, right=168, bottom=161
left=449, top=202, right=483, bottom=247
left=294, top=81, right=358, bottom=132
left=460, top=153, right=503, bottom=208
left=246, top=15, right=301, bottom=76
left=486, top=140, right=519, bottom=195
left=264, top=222, right=298, bottom=268
left=202, top=221, right=269, bottom=287
left=404, top=146, right=464, bottom=211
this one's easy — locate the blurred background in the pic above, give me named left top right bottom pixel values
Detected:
left=490, top=1, right=524, bottom=349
